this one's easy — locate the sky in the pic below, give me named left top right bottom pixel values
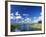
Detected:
left=10, top=5, right=42, bottom=23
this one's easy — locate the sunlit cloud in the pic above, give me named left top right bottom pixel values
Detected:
left=10, top=11, right=22, bottom=20
left=10, top=13, right=13, bottom=16
left=23, top=14, right=29, bottom=16
left=15, top=15, right=22, bottom=19
left=10, top=11, right=42, bottom=24
left=15, top=11, right=20, bottom=15
left=15, top=11, right=22, bottom=19
left=10, top=13, right=15, bottom=19
left=32, top=16, right=42, bottom=23
left=10, top=15, right=14, bottom=19
left=24, top=18, right=32, bottom=23
left=10, top=16, right=16, bottom=20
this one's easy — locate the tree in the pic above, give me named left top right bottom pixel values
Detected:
left=38, top=21, right=42, bottom=23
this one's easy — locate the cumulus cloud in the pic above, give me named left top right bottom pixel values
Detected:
left=23, top=14, right=29, bottom=16
left=15, top=11, right=20, bottom=15
left=10, top=15, right=14, bottom=19
left=10, top=13, right=15, bottom=19
left=10, top=11, right=42, bottom=24
left=10, top=13, right=13, bottom=16
left=32, top=16, right=42, bottom=23
left=24, top=18, right=32, bottom=23
left=15, top=15, right=22, bottom=19
left=10, top=11, right=22, bottom=20
left=32, top=12, right=42, bottom=23
left=10, top=16, right=16, bottom=20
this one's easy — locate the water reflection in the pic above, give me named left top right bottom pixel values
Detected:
left=11, top=23, right=35, bottom=32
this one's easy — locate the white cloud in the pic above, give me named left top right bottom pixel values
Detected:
left=24, top=18, right=32, bottom=23
left=15, top=15, right=22, bottom=19
left=32, top=16, right=42, bottom=23
left=23, top=14, right=29, bottom=16
left=10, top=13, right=15, bottom=19
left=10, top=13, right=14, bottom=16
left=15, top=11, right=20, bottom=15
left=10, top=15, right=16, bottom=20
left=10, top=16, right=13, bottom=19
left=10, top=13, right=18, bottom=20
left=15, top=11, right=23, bottom=19
left=10, top=14, right=22, bottom=20
left=10, top=11, right=22, bottom=20
left=33, top=17, right=37, bottom=20
left=38, top=16, right=42, bottom=21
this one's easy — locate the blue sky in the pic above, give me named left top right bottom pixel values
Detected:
left=10, top=5, right=42, bottom=23
left=11, top=5, right=41, bottom=17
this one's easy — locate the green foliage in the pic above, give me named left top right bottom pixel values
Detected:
left=30, top=23, right=42, bottom=30
left=11, top=24, right=20, bottom=30
left=11, top=23, right=42, bottom=31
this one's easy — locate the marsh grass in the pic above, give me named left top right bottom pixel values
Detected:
left=11, top=23, right=42, bottom=32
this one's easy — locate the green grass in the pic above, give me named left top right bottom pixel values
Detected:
left=30, top=23, right=42, bottom=30
left=11, top=23, right=42, bottom=31
left=11, top=24, right=20, bottom=30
